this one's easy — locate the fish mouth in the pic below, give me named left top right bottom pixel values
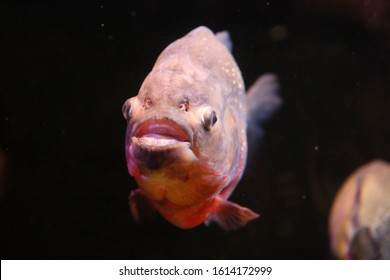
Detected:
left=131, top=118, right=191, bottom=151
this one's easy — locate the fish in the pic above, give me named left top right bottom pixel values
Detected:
left=122, top=26, right=282, bottom=231
left=329, top=160, right=390, bottom=259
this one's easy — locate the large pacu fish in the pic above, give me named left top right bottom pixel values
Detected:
left=122, top=26, right=281, bottom=230
left=329, top=160, right=390, bottom=259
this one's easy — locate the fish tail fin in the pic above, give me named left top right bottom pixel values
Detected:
left=205, top=197, right=259, bottom=231
left=129, top=189, right=155, bottom=224
left=246, top=74, right=282, bottom=148
left=216, top=31, right=233, bottom=52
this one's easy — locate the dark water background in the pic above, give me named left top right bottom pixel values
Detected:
left=1, top=0, right=389, bottom=259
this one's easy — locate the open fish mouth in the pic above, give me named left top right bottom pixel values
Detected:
left=131, top=118, right=191, bottom=151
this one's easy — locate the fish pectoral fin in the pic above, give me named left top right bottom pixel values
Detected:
left=129, top=189, right=156, bottom=224
left=246, top=74, right=282, bottom=125
left=215, top=30, right=232, bottom=52
left=206, top=197, right=259, bottom=231
left=246, top=74, right=282, bottom=151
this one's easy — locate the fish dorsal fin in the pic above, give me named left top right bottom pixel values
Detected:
left=206, top=197, right=259, bottom=231
left=216, top=30, right=232, bottom=52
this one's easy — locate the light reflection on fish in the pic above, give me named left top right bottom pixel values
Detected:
left=122, top=26, right=281, bottom=230
left=329, top=160, right=390, bottom=259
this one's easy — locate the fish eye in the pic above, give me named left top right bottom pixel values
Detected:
left=122, top=98, right=133, bottom=120
left=178, top=100, right=189, bottom=112
left=202, top=108, right=217, bottom=131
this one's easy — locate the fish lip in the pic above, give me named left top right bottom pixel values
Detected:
left=132, top=118, right=192, bottom=145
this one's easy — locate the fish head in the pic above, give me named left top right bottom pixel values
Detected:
left=122, top=69, right=230, bottom=205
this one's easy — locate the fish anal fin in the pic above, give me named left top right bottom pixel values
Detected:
left=129, top=189, right=156, bottom=224
left=206, top=197, right=259, bottom=231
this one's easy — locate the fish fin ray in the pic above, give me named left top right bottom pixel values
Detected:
left=216, top=31, right=232, bottom=52
left=206, top=197, right=259, bottom=231
left=246, top=74, right=282, bottom=150
left=129, top=189, right=155, bottom=224
left=246, top=74, right=282, bottom=125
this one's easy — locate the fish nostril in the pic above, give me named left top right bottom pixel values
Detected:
left=178, top=100, right=190, bottom=112
left=202, top=108, right=217, bottom=131
left=143, top=98, right=153, bottom=109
